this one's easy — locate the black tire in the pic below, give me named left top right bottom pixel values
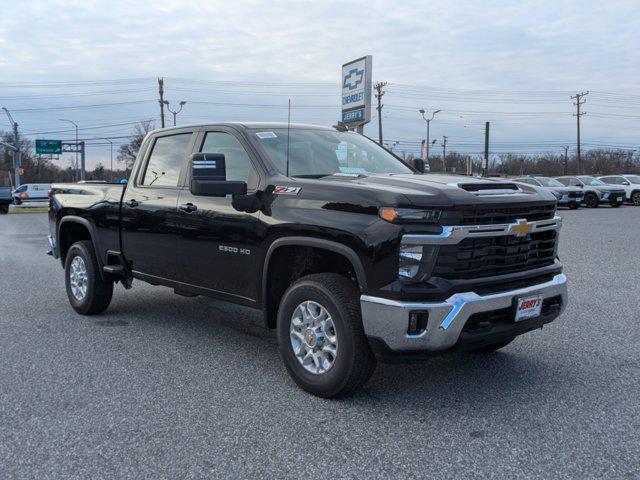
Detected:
left=277, top=273, right=376, bottom=398
left=13, top=198, right=21, bottom=205
left=584, top=192, right=599, bottom=208
left=470, top=338, right=515, bottom=353
left=568, top=203, right=579, bottom=210
left=64, top=240, right=113, bottom=315
left=0, top=204, right=8, bottom=214
left=632, top=192, right=640, bottom=206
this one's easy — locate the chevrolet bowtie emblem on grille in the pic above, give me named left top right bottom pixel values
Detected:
left=509, top=219, right=533, bottom=237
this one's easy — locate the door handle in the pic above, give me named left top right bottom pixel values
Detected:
left=127, top=199, right=139, bottom=208
left=179, top=203, right=198, bottom=213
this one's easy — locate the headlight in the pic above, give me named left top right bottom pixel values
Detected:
left=380, top=207, right=441, bottom=223
left=399, top=243, right=439, bottom=281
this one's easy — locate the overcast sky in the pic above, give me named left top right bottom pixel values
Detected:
left=1, top=0, right=639, bottom=168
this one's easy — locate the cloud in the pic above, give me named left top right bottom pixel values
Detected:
left=0, top=0, right=638, bottom=166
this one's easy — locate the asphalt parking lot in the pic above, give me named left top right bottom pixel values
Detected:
left=1, top=208, right=638, bottom=479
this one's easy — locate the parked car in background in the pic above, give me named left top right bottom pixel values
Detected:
left=0, top=187, right=12, bottom=214
left=598, top=174, right=640, bottom=206
left=12, top=183, right=51, bottom=204
left=554, top=176, right=625, bottom=208
left=514, top=176, right=584, bottom=209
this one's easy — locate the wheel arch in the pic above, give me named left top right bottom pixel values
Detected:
left=261, top=237, right=368, bottom=329
left=57, top=216, right=105, bottom=277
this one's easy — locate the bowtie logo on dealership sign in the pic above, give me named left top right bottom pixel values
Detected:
left=343, top=68, right=364, bottom=90
left=509, top=219, right=534, bottom=237
left=341, top=56, right=372, bottom=128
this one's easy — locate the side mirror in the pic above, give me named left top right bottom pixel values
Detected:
left=189, top=153, right=247, bottom=197
left=412, top=158, right=428, bottom=173
left=622, top=181, right=630, bottom=186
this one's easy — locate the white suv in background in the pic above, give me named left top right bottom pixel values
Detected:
left=598, top=175, right=640, bottom=206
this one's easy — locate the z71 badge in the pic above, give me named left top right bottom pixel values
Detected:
left=273, top=186, right=301, bottom=195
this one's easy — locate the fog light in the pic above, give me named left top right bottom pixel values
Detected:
left=408, top=311, right=429, bottom=335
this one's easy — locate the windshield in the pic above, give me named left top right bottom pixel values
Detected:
left=537, top=177, right=564, bottom=187
left=250, top=128, right=412, bottom=177
left=625, top=175, right=640, bottom=184
left=578, top=176, right=605, bottom=186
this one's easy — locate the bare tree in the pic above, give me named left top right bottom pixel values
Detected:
left=117, top=120, right=155, bottom=172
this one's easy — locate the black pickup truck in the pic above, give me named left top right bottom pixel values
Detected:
left=48, top=122, right=568, bottom=397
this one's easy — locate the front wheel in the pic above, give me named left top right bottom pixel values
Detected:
left=584, top=192, right=599, bottom=208
left=632, top=192, right=640, bottom=206
left=568, top=202, right=579, bottom=210
left=64, top=240, right=113, bottom=315
left=0, top=204, right=8, bottom=214
left=277, top=273, right=376, bottom=398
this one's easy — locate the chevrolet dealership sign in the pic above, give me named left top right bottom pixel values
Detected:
left=341, top=56, right=372, bottom=126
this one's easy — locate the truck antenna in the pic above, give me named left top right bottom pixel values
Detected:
left=286, top=98, right=291, bottom=177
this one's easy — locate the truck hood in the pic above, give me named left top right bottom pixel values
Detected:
left=294, top=173, right=557, bottom=208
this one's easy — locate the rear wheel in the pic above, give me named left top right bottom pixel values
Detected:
left=584, top=192, right=599, bottom=208
left=470, top=338, right=515, bottom=353
left=0, top=204, right=8, bottom=214
left=609, top=200, right=623, bottom=208
left=64, top=240, right=113, bottom=315
left=631, top=192, right=640, bottom=206
left=277, top=273, right=376, bottom=398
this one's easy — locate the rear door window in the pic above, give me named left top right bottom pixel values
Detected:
left=141, top=133, right=192, bottom=187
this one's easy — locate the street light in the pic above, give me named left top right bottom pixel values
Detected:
left=163, top=100, right=187, bottom=126
left=418, top=109, right=441, bottom=161
left=102, top=138, right=114, bottom=182
left=59, top=118, right=79, bottom=181
left=2, top=107, right=21, bottom=187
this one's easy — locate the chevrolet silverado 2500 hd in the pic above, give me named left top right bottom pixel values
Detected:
left=48, top=122, right=568, bottom=397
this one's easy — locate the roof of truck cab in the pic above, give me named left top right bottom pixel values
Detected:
left=149, top=122, right=335, bottom=135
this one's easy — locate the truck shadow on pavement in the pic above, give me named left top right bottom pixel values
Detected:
left=101, top=285, right=577, bottom=411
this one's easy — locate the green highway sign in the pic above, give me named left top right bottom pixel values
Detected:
left=35, top=139, right=62, bottom=155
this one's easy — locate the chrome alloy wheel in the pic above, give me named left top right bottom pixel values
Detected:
left=289, top=301, right=338, bottom=375
left=69, top=256, right=88, bottom=301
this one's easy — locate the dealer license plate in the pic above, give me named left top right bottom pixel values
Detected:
left=515, top=295, right=543, bottom=322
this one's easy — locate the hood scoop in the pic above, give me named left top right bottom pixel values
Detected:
left=454, top=182, right=523, bottom=196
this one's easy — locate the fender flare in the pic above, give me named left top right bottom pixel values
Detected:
left=261, top=236, right=368, bottom=305
left=57, top=216, right=105, bottom=275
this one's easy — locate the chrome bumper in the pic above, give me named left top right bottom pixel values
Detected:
left=47, top=235, right=57, bottom=257
left=360, top=273, right=568, bottom=352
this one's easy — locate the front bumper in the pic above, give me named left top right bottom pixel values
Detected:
left=361, top=273, right=567, bottom=352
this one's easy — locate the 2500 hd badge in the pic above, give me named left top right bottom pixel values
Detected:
left=47, top=122, right=568, bottom=398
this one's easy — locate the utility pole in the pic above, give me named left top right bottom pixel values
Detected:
left=419, top=109, right=441, bottom=161
left=571, top=91, right=588, bottom=174
left=158, top=77, right=166, bottom=128
left=442, top=135, right=448, bottom=173
left=374, top=82, right=387, bottom=146
left=103, top=138, right=114, bottom=182
left=164, top=100, right=187, bottom=126
left=2, top=108, right=21, bottom=187
left=483, top=121, right=490, bottom=177
left=563, top=145, right=569, bottom=175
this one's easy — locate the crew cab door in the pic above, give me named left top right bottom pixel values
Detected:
left=121, top=130, right=195, bottom=280
left=174, top=128, right=264, bottom=304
